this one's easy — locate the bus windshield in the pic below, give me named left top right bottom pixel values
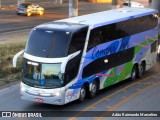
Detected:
left=25, top=28, right=72, bottom=58
left=22, top=60, right=64, bottom=88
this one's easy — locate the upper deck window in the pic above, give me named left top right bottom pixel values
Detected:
left=25, top=28, right=71, bottom=58
left=25, top=23, right=88, bottom=58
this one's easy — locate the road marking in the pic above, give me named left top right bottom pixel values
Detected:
left=68, top=72, right=160, bottom=118
left=0, top=83, right=19, bottom=93
left=136, top=88, right=142, bottom=91
left=0, top=87, right=11, bottom=93
left=122, top=96, right=127, bottom=99
left=97, top=82, right=160, bottom=119
left=106, top=106, right=111, bottom=109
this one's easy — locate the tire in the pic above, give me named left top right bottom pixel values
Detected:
left=17, top=13, right=20, bottom=15
left=89, top=81, right=97, bottom=98
left=130, top=65, right=137, bottom=81
left=157, top=54, right=160, bottom=61
left=137, top=63, right=145, bottom=78
left=27, top=12, right=32, bottom=17
left=78, top=85, right=86, bottom=103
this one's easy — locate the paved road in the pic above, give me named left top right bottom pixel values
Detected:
left=0, top=62, right=160, bottom=120
left=0, top=2, right=111, bottom=33
left=0, top=1, right=160, bottom=120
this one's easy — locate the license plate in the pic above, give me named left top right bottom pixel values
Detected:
left=35, top=98, right=43, bottom=102
left=19, top=11, right=24, bottom=13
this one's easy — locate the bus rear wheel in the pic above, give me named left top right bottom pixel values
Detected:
left=78, top=85, right=86, bottom=103
left=137, top=62, right=145, bottom=78
left=130, top=65, right=137, bottom=80
left=89, top=80, right=97, bottom=98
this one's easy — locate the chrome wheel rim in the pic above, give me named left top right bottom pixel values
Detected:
left=132, top=68, right=136, bottom=79
left=91, top=83, right=96, bottom=94
left=80, top=88, right=86, bottom=99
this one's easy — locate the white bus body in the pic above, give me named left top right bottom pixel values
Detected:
left=13, top=7, right=158, bottom=105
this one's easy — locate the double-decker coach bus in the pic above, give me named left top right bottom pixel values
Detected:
left=13, top=7, right=158, bottom=105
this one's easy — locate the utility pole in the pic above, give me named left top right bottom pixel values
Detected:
left=152, top=0, right=160, bottom=16
left=58, top=0, right=63, bottom=4
left=112, top=0, right=121, bottom=9
left=17, top=0, right=20, bottom=6
left=149, top=0, right=152, bottom=4
left=55, top=0, right=63, bottom=4
left=17, top=0, right=25, bottom=5
left=0, top=0, right=1, bottom=8
left=128, top=0, right=131, bottom=7
left=18, top=0, right=20, bottom=5
left=69, top=0, right=78, bottom=17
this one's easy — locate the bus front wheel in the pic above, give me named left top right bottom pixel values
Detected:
left=78, top=85, right=86, bottom=103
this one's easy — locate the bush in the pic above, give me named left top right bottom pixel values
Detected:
left=0, top=42, right=25, bottom=85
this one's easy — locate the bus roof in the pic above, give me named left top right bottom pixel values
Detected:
left=57, top=7, right=157, bottom=28
left=35, top=8, right=157, bottom=31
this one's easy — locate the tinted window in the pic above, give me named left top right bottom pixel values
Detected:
left=64, top=53, right=82, bottom=84
left=124, top=14, right=158, bottom=35
left=25, top=29, right=71, bottom=58
left=86, top=29, right=102, bottom=51
left=123, top=3, right=129, bottom=6
left=68, top=28, right=88, bottom=55
left=19, top=3, right=31, bottom=8
left=64, top=28, right=88, bottom=83
left=87, top=14, right=158, bottom=51
left=151, top=41, right=157, bottom=53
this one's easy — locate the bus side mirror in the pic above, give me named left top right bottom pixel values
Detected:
left=13, top=50, right=24, bottom=68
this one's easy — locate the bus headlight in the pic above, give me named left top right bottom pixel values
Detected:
left=20, top=85, right=26, bottom=92
left=52, top=91, right=61, bottom=96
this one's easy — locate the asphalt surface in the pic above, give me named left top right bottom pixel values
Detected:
left=0, top=62, right=160, bottom=120
left=0, top=2, right=111, bottom=33
left=0, top=1, right=160, bottom=120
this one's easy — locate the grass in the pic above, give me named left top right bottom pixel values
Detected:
left=0, top=42, right=25, bottom=85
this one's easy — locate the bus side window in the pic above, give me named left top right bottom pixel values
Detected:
left=64, top=53, right=81, bottom=84
left=68, top=29, right=87, bottom=55
left=87, top=30, right=102, bottom=50
left=65, top=28, right=88, bottom=84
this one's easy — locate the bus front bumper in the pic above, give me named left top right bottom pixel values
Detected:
left=21, top=91, right=65, bottom=105
left=20, top=82, right=66, bottom=105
